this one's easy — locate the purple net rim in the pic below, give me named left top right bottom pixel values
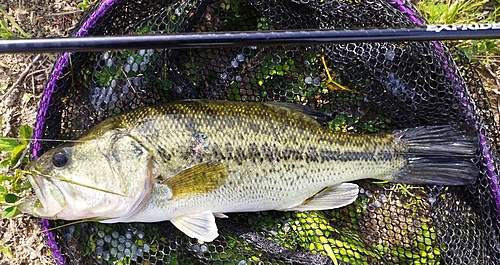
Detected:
left=32, top=0, right=500, bottom=264
left=388, top=0, right=500, bottom=220
left=32, top=0, right=120, bottom=264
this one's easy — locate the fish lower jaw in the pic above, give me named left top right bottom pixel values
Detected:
left=17, top=196, right=59, bottom=218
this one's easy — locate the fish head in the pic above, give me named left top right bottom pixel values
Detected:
left=20, top=130, right=155, bottom=221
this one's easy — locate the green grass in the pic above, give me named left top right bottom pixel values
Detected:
left=417, top=0, right=500, bottom=63
left=0, top=6, right=29, bottom=39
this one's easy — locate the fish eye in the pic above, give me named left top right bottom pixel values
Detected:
left=52, top=150, right=70, bottom=168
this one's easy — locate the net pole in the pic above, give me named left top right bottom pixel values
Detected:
left=0, top=24, right=500, bottom=53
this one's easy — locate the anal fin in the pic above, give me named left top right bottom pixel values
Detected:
left=170, top=210, right=219, bottom=242
left=281, top=183, right=359, bottom=211
left=214, top=213, right=229, bottom=218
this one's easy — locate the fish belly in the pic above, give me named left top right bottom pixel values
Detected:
left=124, top=157, right=399, bottom=222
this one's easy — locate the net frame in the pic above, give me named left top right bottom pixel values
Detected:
left=29, top=0, right=500, bottom=264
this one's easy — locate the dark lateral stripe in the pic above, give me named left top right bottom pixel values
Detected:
left=210, top=142, right=395, bottom=163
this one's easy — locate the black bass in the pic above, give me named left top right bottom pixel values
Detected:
left=20, top=100, right=478, bottom=242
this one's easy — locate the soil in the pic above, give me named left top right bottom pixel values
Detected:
left=0, top=0, right=82, bottom=264
left=0, top=1, right=499, bottom=265
left=478, top=61, right=500, bottom=125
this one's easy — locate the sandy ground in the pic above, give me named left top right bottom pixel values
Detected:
left=0, top=0, right=82, bottom=264
left=0, top=0, right=499, bottom=264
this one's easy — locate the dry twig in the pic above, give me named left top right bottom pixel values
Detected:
left=0, top=54, right=41, bottom=103
left=483, top=62, right=500, bottom=93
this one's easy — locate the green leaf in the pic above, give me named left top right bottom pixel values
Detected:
left=19, top=179, right=32, bottom=190
left=0, top=137, right=19, bottom=153
left=0, top=245, right=13, bottom=259
left=0, top=159, right=10, bottom=169
left=9, top=144, right=26, bottom=167
left=77, top=0, right=97, bottom=12
left=0, top=186, right=6, bottom=196
left=3, top=33, right=15, bottom=39
left=4, top=193, right=17, bottom=203
left=2, top=206, right=19, bottom=219
left=18, top=125, right=33, bottom=144
left=11, top=178, right=31, bottom=193
left=0, top=20, right=8, bottom=29
left=0, top=174, right=12, bottom=182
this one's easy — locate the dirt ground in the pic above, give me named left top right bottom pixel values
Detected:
left=0, top=0, right=82, bottom=264
left=0, top=1, right=499, bottom=265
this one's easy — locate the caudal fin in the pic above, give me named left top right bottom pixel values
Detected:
left=391, top=125, right=478, bottom=185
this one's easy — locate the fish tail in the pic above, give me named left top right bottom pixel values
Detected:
left=391, top=125, right=478, bottom=185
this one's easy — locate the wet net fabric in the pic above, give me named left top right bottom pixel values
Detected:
left=31, top=0, right=500, bottom=264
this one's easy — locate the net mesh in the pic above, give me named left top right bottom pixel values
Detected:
left=31, top=0, right=500, bottom=264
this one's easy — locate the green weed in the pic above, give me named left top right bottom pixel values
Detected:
left=0, top=124, right=34, bottom=218
left=77, top=0, right=98, bottom=12
left=418, top=0, right=500, bottom=62
left=0, top=6, right=29, bottom=39
left=0, top=244, right=13, bottom=259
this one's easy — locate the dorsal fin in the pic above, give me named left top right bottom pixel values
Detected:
left=182, top=99, right=327, bottom=124
left=261, top=101, right=327, bottom=123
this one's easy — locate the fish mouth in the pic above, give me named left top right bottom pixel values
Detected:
left=22, top=171, right=65, bottom=218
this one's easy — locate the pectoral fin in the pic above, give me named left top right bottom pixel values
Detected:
left=281, top=183, right=359, bottom=211
left=170, top=210, right=219, bottom=242
left=163, top=162, right=228, bottom=199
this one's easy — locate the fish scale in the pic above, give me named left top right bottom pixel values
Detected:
left=21, top=100, right=478, bottom=242
left=117, top=101, right=399, bottom=165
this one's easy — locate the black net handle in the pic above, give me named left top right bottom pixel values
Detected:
left=1, top=24, right=500, bottom=53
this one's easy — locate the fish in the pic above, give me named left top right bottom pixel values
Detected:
left=19, top=100, right=478, bottom=242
